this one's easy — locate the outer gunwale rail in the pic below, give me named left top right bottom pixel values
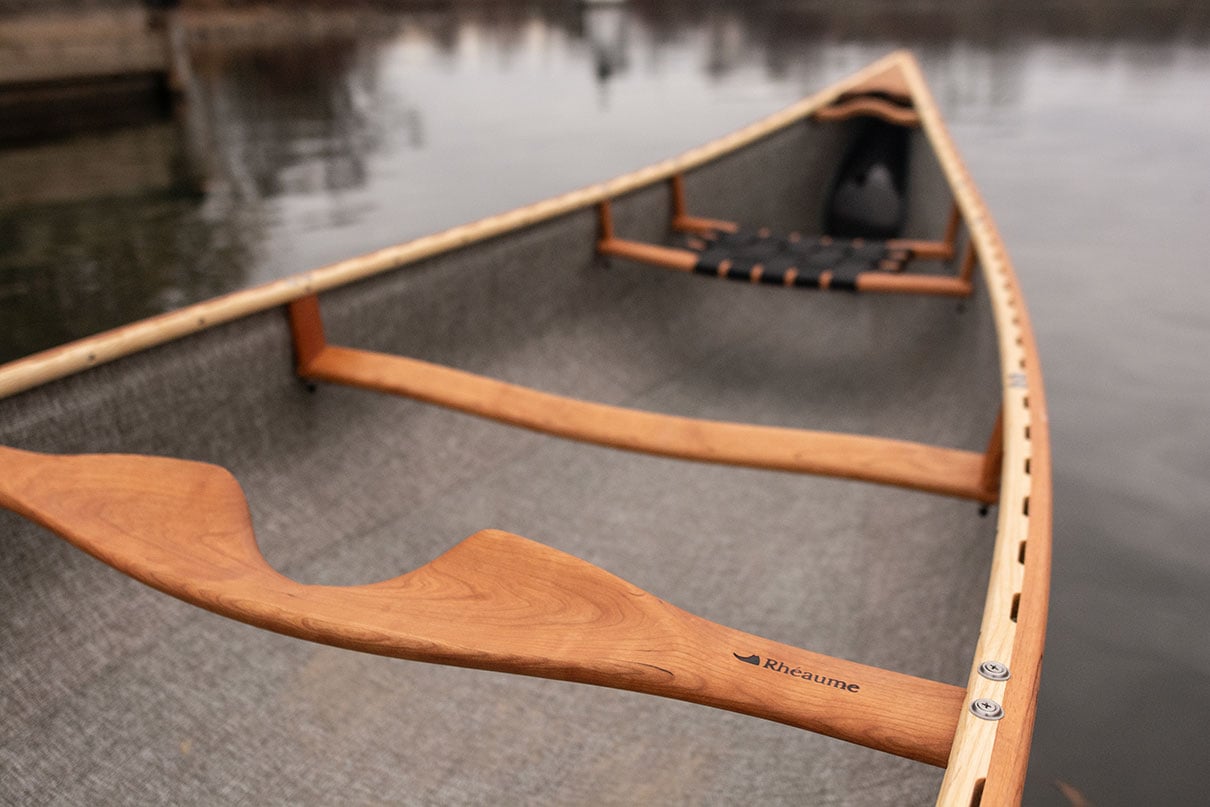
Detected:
left=900, top=56, right=1052, bottom=805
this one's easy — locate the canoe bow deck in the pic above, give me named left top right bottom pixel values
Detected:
left=0, top=53, right=1048, bottom=805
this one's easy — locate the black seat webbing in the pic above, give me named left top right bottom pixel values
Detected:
left=685, top=229, right=905, bottom=291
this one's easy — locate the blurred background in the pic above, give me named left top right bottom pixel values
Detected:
left=1, top=1, right=1207, bottom=804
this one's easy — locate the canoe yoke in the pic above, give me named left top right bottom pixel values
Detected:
left=596, top=126, right=973, bottom=298
left=0, top=445, right=965, bottom=767
left=286, top=295, right=1002, bottom=506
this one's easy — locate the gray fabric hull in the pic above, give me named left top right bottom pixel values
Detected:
left=0, top=120, right=1001, bottom=804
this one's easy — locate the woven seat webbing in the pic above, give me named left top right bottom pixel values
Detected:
left=685, top=229, right=903, bottom=290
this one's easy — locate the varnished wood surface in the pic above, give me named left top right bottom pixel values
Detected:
left=813, top=96, right=921, bottom=127
left=671, top=214, right=741, bottom=235
left=836, top=61, right=913, bottom=103
left=885, top=238, right=954, bottom=261
left=598, top=237, right=699, bottom=270
left=0, top=445, right=965, bottom=767
left=296, top=344, right=995, bottom=503
left=598, top=238, right=971, bottom=297
left=891, top=51, right=1051, bottom=807
left=854, top=272, right=970, bottom=297
left=667, top=174, right=742, bottom=234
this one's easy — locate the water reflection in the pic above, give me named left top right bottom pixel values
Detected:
left=4, top=0, right=1208, bottom=364
left=582, top=3, right=631, bottom=91
left=2, top=2, right=1210, bottom=804
left=189, top=31, right=392, bottom=199
left=0, top=121, right=252, bottom=359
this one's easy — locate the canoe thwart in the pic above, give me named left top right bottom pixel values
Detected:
left=0, top=444, right=964, bottom=766
left=287, top=296, right=999, bottom=503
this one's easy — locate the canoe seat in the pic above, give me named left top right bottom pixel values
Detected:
left=596, top=174, right=975, bottom=298
left=681, top=228, right=908, bottom=291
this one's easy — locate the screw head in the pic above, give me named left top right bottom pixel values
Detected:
left=978, top=661, right=1011, bottom=681
left=970, top=698, right=1005, bottom=721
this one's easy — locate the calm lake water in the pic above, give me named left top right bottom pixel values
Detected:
left=2, top=2, right=1208, bottom=803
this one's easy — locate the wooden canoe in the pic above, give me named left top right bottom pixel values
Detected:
left=0, top=52, right=1049, bottom=805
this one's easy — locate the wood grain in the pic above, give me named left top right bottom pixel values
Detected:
left=0, top=445, right=964, bottom=767
left=295, top=342, right=996, bottom=503
left=893, top=50, right=1052, bottom=807
left=598, top=238, right=971, bottom=297
left=671, top=214, right=741, bottom=235
left=885, top=238, right=955, bottom=261
left=813, top=96, right=921, bottom=127
left=836, top=61, right=913, bottom=102
left=668, top=174, right=742, bottom=234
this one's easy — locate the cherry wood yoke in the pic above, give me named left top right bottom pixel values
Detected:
left=0, top=445, right=964, bottom=766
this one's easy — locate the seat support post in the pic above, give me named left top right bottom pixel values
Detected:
left=287, top=294, right=327, bottom=372
left=597, top=199, right=614, bottom=243
left=943, top=201, right=961, bottom=252
left=959, top=239, right=978, bottom=285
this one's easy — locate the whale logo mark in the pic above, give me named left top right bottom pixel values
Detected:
left=733, top=652, right=761, bottom=666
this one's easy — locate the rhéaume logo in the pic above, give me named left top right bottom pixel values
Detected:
left=732, top=652, right=861, bottom=693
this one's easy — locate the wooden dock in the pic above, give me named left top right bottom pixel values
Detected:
left=0, top=9, right=172, bottom=87
left=0, top=8, right=192, bottom=143
left=0, top=6, right=410, bottom=143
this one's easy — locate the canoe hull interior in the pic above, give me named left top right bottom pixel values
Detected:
left=0, top=65, right=1012, bottom=803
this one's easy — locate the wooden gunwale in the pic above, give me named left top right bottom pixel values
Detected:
left=0, top=52, right=1050, bottom=806
left=898, top=55, right=1052, bottom=806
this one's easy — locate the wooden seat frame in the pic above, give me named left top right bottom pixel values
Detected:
left=598, top=174, right=974, bottom=298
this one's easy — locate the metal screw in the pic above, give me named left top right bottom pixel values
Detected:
left=978, top=661, right=1011, bottom=681
left=970, top=699, right=1005, bottom=721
